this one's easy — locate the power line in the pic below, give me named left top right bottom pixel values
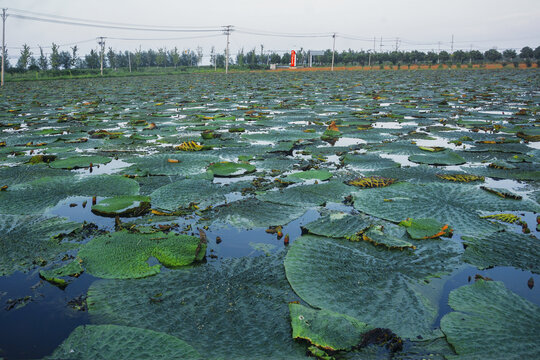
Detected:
left=10, top=14, right=222, bottom=32
left=8, top=7, right=220, bottom=30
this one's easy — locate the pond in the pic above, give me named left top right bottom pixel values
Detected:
left=0, top=69, right=538, bottom=359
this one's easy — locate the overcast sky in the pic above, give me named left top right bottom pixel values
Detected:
left=1, top=0, right=539, bottom=63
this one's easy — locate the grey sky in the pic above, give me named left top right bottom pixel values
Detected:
left=1, top=0, right=539, bottom=63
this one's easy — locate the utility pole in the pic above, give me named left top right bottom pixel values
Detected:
left=437, top=41, right=441, bottom=64
left=127, top=50, right=132, bottom=73
left=331, top=33, right=336, bottom=71
left=373, top=36, right=376, bottom=53
left=223, top=25, right=232, bottom=74
left=451, top=34, right=454, bottom=53
left=379, top=37, right=383, bottom=53
left=1, top=8, right=7, bottom=87
left=395, top=37, right=399, bottom=52
left=98, top=37, right=105, bottom=76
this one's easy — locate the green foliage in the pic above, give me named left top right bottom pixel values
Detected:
left=257, top=181, right=352, bottom=207
left=78, top=230, right=205, bottom=279
left=441, top=280, right=540, bottom=359
left=285, top=235, right=462, bottom=339
left=91, top=195, right=151, bottom=217
left=49, top=155, right=111, bottom=169
left=207, top=161, right=256, bottom=177
left=352, top=182, right=539, bottom=237
left=150, top=178, right=225, bottom=211
left=0, top=175, right=139, bottom=215
left=303, top=212, right=372, bottom=238
left=408, top=150, right=466, bottom=166
left=398, top=218, right=452, bottom=239
left=289, top=303, right=372, bottom=351
left=286, top=169, right=333, bottom=182
left=88, top=254, right=306, bottom=359
left=0, top=215, right=81, bottom=276
left=47, top=325, right=202, bottom=359
left=462, top=231, right=540, bottom=273
left=360, top=224, right=416, bottom=249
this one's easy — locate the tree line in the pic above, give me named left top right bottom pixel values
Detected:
left=7, top=43, right=540, bottom=72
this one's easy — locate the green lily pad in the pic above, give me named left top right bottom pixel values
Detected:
left=78, top=230, right=206, bottom=279
left=87, top=254, right=306, bottom=359
left=408, top=150, right=466, bottom=166
left=352, top=182, right=540, bottom=237
left=257, top=181, right=352, bottom=207
left=0, top=215, right=81, bottom=276
left=46, top=325, right=202, bottom=360
left=441, top=280, right=540, bottom=359
left=286, top=169, right=333, bottom=182
left=399, top=218, right=452, bottom=239
left=289, top=303, right=372, bottom=351
left=39, top=259, right=84, bottom=287
left=91, top=195, right=151, bottom=217
left=303, top=212, right=372, bottom=238
left=360, top=224, right=416, bottom=250
left=210, top=198, right=305, bottom=228
left=207, top=161, right=256, bottom=177
left=285, top=235, right=462, bottom=339
left=150, top=178, right=225, bottom=211
left=462, top=231, right=540, bottom=273
left=0, top=175, right=139, bottom=215
left=49, top=155, right=111, bottom=169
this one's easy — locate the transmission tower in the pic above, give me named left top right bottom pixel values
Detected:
left=222, top=25, right=233, bottom=74
left=98, top=37, right=106, bottom=76
left=1, top=8, right=7, bottom=87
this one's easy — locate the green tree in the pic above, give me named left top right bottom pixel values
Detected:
left=519, top=46, right=533, bottom=59
left=534, top=46, right=540, bottom=60
left=38, top=46, right=48, bottom=70
left=156, top=48, right=166, bottom=67
left=452, top=50, right=466, bottom=64
left=134, top=49, right=142, bottom=69
left=170, top=47, right=180, bottom=68
left=484, top=49, right=502, bottom=62
left=84, top=49, right=100, bottom=69
left=107, top=47, right=117, bottom=69
left=16, top=44, right=32, bottom=70
left=50, top=43, right=60, bottom=70
left=502, top=49, right=516, bottom=60
left=236, top=48, right=245, bottom=66
left=59, top=51, right=72, bottom=69
left=71, top=45, right=79, bottom=68
left=469, top=50, right=484, bottom=63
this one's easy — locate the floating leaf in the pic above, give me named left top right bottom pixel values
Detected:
left=47, top=325, right=201, bottom=360
left=88, top=254, right=306, bottom=358
left=49, top=155, right=112, bottom=170
left=257, top=181, right=351, bottom=207
left=78, top=230, right=205, bottom=279
left=462, top=231, right=540, bottom=273
left=441, top=280, right=540, bottom=359
left=347, top=176, right=396, bottom=188
left=91, top=195, right=151, bottom=217
left=303, top=212, right=372, bottom=238
left=176, top=141, right=203, bottom=151
left=480, top=213, right=522, bottom=224
left=210, top=198, right=305, bottom=228
left=0, top=215, right=81, bottom=276
left=150, top=178, right=225, bottom=211
left=286, top=169, right=333, bottom=182
left=285, top=235, right=462, bottom=339
left=398, top=218, right=452, bottom=239
left=352, top=182, right=539, bottom=237
left=436, top=174, right=484, bottom=182
left=289, top=303, right=371, bottom=351
left=408, top=150, right=466, bottom=166
left=480, top=186, right=522, bottom=200
left=207, top=161, right=256, bottom=177
left=359, top=224, right=416, bottom=249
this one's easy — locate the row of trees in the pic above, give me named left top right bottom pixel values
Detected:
left=7, top=43, right=540, bottom=72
